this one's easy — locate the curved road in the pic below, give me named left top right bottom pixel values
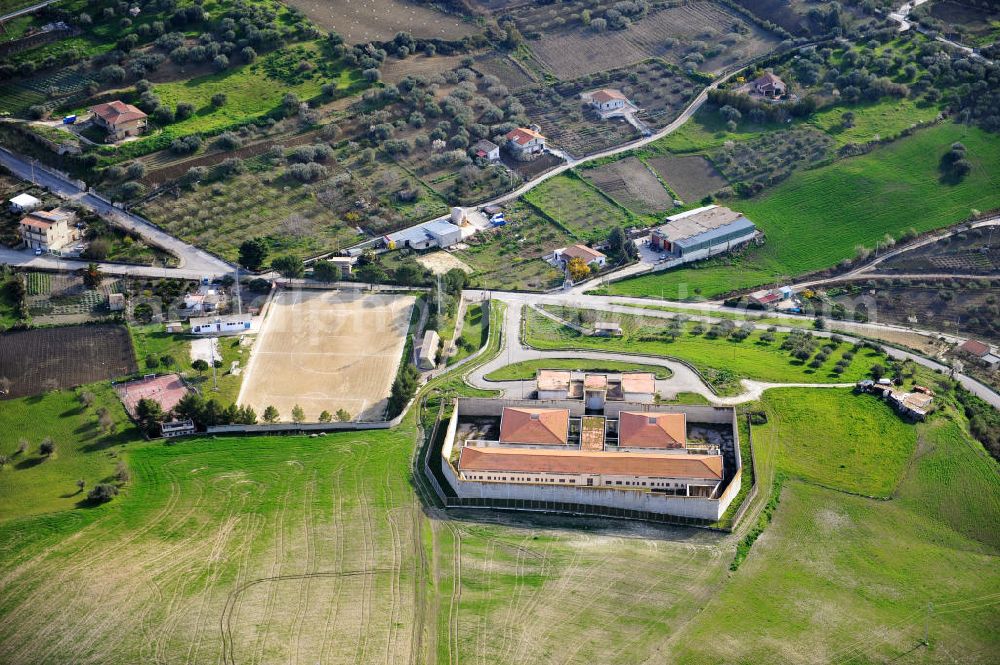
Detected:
left=471, top=292, right=1000, bottom=408
left=0, top=147, right=233, bottom=277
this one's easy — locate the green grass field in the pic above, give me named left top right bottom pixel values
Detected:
left=524, top=307, right=883, bottom=394
left=757, top=388, right=917, bottom=497
left=808, top=98, right=943, bottom=147
left=447, top=303, right=486, bottom=366
left=522, top=172, right=635, bottom=241
left=0, top=384, right=135, bottom=521
left=670, top=382, right=1000, bottom=663
left=0, top=329, right=997, bottom=662
left=607, top=123, right=1000, bottom=299
left=485, top=358, right=672, bottom=381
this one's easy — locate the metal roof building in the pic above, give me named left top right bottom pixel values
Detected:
left=651, top=205, right=757, bottom=257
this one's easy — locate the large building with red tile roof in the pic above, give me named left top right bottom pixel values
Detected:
left=18, top=207, right=78, bottom=252
left=90, top=100, right=148, bottom=141
left=504, top=126, right=546, bottom=161
left=499, top=407, right=570, bottom=445
left=618, top=412, right=686, bottom=449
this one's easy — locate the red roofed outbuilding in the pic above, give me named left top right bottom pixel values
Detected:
left=89, top=100, right=148, bottom=141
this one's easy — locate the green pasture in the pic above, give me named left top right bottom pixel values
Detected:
left=485, top=358, right=672, bottom=381
left=522, top=172, right=635, bottom=241
left=0, top=384, right=135, bottom=521
left=808, top=97, right=943, bottom=147
left=447, top=303, right=486, bottom=366
left=607, top=123, right=1000, bottom=299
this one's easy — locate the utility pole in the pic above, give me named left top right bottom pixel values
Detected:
left=923, top=602, right=933, bottom=646
left=210, top=336, right=219, bottom=392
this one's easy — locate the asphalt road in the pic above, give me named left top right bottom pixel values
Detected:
left=0, top=0, right=54, bottom=22
left=0, top=148, right=233, bottom=277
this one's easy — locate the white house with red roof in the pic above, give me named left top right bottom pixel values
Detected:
left=18, top=207, right=78, bottom=252
left=586, top=88, right=628, bottom=112
left=504, top=126, right=546, bottom=161
left=89, top=100, right=148, bottom=141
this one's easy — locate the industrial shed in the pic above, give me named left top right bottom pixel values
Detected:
left=651, top=205, right=757, bottom=259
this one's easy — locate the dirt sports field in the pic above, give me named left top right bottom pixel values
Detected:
left=647, top=154, right=730, bottom=202
left=238, top=290, right=414, bottom=422
left=0, top=325, right=137, bottom=398
left=526, top=2, right=780, bottom=79
left=283, top=0, right=478, bottom=44
left=581, top=157, right=674, bottom=214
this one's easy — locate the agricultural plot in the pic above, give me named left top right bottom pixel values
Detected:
left=473, top=52, right=537, bottom=90
left=875, top=228, right=1000, bottom=276
left=282, top=0, right=479, bottom=44
left=606, top=123, right=1000, bottom=300
left=239, top=290, right=414, bottom=422
left=0, top=69, right=96, bottom=116
left=522, top=173, right=632, bottom=242
left=24, top=272, right=119, bottom=320
left=924, top=0, right=1000, bottom=46
left=647, top=154, right=729, bottom=202
left=525, top=2, right=780, bottom=79
left=0, top=324, right=137, bottom=398
left=710, top=127, right=833, bottom=195
left=454, top=201, right=573, bottom=291
left=515, top=60, right=696, bottom=156
left=580, top=157, right=674, bottom=215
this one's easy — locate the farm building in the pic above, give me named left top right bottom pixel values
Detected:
left=189, top=313, right=252, bottom=335
left=9, top=193, right=41, bottom=213
left=650, top=205, right=757, bottom=261
left=471, top=139, right=500, bottom=162
left=161, top=419, right=196, bottom=438
left=534, top=370, right=656, bottom=404
left=505, top=127, right=546, bottom=161
left=108, top=293, right=125, bottom=311
left=418, top=329, right=440, bottom=370
left=593, top=322, right=623, bottom=337
left=18, top=208, right=79, bottom=252
left=742, top=72, right=787, bottom=99
left=183, top=288, right=223, bottom=313
left=957, top=339, right=999, bottom=371
left=324, top=256, right=355, bottom=278
left=555, top=244, right=607, bottom=268
left=89, top=100, right=148, bottom=141
left=748, top=286, right=792, bottom=308
left=586, top=88, right=629, bottom=112
left=386, top=218, right=463, bottom=250
left=165, top=321, right=184, bottom=333
left=439, top=398, right=742, bottom=520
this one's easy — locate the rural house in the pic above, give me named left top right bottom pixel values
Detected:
left=189, top=313, right=252, bottom=335
left=18, top=207, right=78, bottom=252
left=650, top=205, right=757, bottom=263
left=324, top=256, right=355, bottom=278
left=957, top=339, right=1000, bottom=371
left=505, top=127, right=546, bottom=161
left=386, top=218, right=463, bottom=250
left=587, top=88, right=629, bottom=112
left=555, top=244, right=607, bottom=268
left=9, top=193, right=41, bottom=213
left=471, top=139, right=500, bottom=162
left=108, top=293, right=125, bottom=311
left=743, top=72, right=786, bottom=99
left=89, top=100, right=148, bottom=141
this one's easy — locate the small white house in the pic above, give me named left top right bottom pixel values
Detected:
left=108, top=293, right=126, bottom=311
left=505, top=127, right=546, bottom=161
left=190, top=314, right=252, bottom=335
left=471, top=139, right=500, bottom=162
left=588, top=89, right=628, bottom=112
left=9, top=193, right=41, bottom=213
left=161, top=419, right=196, bottom=438
left=555, top=244, right=607, bottom=268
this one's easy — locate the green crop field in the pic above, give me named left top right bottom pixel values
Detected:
left=522, top=172, right=635, bottom=241
left=485, top=358, right=672, bottom=381
left=524, top=307, right=884, bottom=394
left=607, top=123, right=1000, bottom=299
left=447, top=303, right=486, bottom=366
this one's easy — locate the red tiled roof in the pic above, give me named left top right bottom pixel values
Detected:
left=90, top=100, right=147, bottom=125
left=498, top=407, right=569, bottom=445
left=537, top=370, right=571, bottom=392
left=561, top=244, right=606, bottom=263
left=458, top=446, right=722, bottom=480
left=591, top=89, right=627, bottom=103
left=960, top=339, right=990, bottom=357
left=506, top=127, right=544, bottom=145
left=618, top=412, right=686, bottom=449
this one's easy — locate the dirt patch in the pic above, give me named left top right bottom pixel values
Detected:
left=473, top=52, right=536, bottom=90
left=416, top=251, right=473, bottom=274
left=647, top=154, right=729, bottom=202
left=238, top=289, right=414, bottom=421
left=283, top=0, right=479, bottom=44
left=0, top=324, right=137, bottom=398
left=581, top=156, right=674, bottom=214
left=380, top=53, right=472, bottom=83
